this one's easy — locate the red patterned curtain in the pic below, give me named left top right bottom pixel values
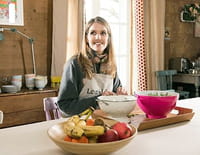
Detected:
left=134, top=0, right=147, bottom=91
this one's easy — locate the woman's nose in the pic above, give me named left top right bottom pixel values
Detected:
left=95, top=34, right=101, bottom=39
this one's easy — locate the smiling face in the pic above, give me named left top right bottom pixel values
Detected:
left=86, top=22, right=109, bottom=55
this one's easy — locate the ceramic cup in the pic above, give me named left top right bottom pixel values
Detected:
left=25, top=74, right=36, bottom=90
left=11, top=75, right=22, bottom=91
left=0, top=110, right=3, bottom=124
left=34, top=75, right=48, bottom=90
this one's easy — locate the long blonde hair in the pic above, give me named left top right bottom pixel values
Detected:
left=77, top=16, right=117, bottom=79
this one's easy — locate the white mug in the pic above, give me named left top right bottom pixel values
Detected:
left=35, top=75, right=48, bottom=90
left=11, top=75, right=22, bottom=91
left=25, top=74, right=36, bottom=90
left=0, top=110, right=3, bottom=124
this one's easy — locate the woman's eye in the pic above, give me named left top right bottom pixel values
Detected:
left=101, top=31, right=107, bottom=35
left=90, top=31, right=96, bottom=35
left=89, top=31, right=107, bottom=36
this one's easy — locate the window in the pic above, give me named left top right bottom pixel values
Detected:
left=85, top=0, right=130, bottom=90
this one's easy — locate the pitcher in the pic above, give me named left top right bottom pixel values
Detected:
left=0, top=110, right=3, bottom=124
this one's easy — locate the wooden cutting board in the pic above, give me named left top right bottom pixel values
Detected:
left=92, top=106, right=195, bottom=131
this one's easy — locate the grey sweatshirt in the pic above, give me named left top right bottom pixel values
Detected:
left=57, top=56, right=122, bottom=116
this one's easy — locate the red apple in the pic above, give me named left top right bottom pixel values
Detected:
left=98, top=129, right=119, bottom=143
left=111, top=122, right=133, bottom=140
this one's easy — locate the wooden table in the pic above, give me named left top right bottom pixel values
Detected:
left=0, top=98, right=200, bottom=155
left=173, top=73, right=200, bottom=97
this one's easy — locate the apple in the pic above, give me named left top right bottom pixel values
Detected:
left=111, top=122, right=133, bottom=140
left=97, top=129, right=119, bottom=143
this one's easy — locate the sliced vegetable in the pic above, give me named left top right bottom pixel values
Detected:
left=86, top=119, right=95, bottom=126
left=64, top=135, right=72, bottom=142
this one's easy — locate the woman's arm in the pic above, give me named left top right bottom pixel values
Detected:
left=57, top=57, right=98, bottom=116
left=113, top=73, right=122, bottom=92
left=102, top=73, right=127, bottom=95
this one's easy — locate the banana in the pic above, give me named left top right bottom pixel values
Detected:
left=77, top=119, right=86, bottom=127
left=79, top=108, right=92, bottom=117
left=63, top=108, right=103, bottom=139
left=79, top=107, right=95, bottom=118
left=71, top=115, right=80, bottom=124
left=63, top=120, right=76, bottom=136
left=84, top=110, right=93, bottom=120
left=82, top=125, right=105, bottom=137
left=71, top=126, right=84, bottom=138
left=65, top=120, right=76, bottom=128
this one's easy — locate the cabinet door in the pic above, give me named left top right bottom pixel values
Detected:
left=0, top=90, right=57, bottom=128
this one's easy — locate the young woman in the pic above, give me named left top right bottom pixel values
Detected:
left=57, top=16, right=127, bottom=116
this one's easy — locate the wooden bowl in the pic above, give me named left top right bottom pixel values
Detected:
left=47, top=122, right=137, bottom=155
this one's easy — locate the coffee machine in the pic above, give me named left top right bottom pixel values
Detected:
left=169, top=57, right=191, bottom=73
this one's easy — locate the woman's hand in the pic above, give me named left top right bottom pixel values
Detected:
left=116, top=87, right=128, bottom=95
left=102, top=91, right=116, bottom=96
left=102, top=87, right=127, bottom=96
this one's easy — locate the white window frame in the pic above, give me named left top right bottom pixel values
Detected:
left=84, top=0, right=131, bottom=91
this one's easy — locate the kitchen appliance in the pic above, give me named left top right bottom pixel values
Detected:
left=169, top=57, right=191, bottom=73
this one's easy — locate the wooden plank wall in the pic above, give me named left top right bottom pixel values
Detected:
left=0, top=0, right=53, bottom=87
left=165, top=0, right=200, bottom=68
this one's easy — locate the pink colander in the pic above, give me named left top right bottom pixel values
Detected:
left=136, top=90, right=179, bottom=119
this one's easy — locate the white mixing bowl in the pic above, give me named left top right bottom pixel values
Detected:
left=97, top=95, right=137, bottom=118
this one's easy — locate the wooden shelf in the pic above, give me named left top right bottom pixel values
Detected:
left=0, top=87, right=58, bottom=97
left=0, top=87, right=58, bottom=128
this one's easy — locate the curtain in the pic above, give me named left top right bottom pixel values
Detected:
left=51, top=0, right=68, bottom=77
left=65, top=0, right=84, bottom=61
left=51, top=0, right=84, bottom=77
left=130, top=0, right=147, bottom=93
left=130, top=0, right=166, bottom=92
left=135, top=0, right=147, bottom=91
left=144, top=0, right=165, bottom=90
